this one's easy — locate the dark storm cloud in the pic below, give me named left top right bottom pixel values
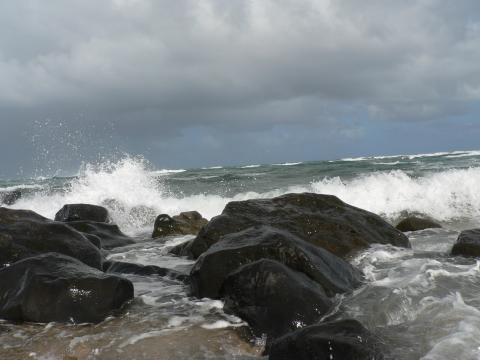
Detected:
left=1, top=0, right=480, bottom=176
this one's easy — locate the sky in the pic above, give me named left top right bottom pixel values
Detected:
left=1, top=0, right=480, bottom=177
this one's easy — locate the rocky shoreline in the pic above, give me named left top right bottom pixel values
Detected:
left=1, top=193, right=479, bottom=359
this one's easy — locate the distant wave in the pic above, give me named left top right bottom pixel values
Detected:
left=340, top=150, right=480, bottom=162
left=272, top=162, right=302, bottom=166
left=240, top=164, right=261, bottom=168
left=151, top=169, right=186, bottom=176
left=201, top=166, right=223, bottom=170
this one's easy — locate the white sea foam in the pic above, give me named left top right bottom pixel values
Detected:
left=240, top=164, right=261, bottom=168
left=272, top=162, right=302, bottom=166
left=9, top=155, right=480, bottom=235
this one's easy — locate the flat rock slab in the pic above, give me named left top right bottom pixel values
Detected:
left=0, top=253, right=133, bottom=324
left=183, top=193, right=410, bottom=259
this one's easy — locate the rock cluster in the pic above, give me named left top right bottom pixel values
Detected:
left=182, top=193, right=409, bottom=356
left=0, top=203, right=190, bottom=325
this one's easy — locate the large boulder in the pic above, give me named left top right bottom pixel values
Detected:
left=152, top=211, right=208, bottom=238
left=221, top=259, right=332, bottom=342
left=396, top=216, right=441, bottom=232
left=190, top=226, right=363, bottom=299
left=181, top=193, right=409, bottom=259
left=55, top=203, right=110, bottom=223
left=65, top=221, right=135, bottom=250
left=451, top=229, right=480, bottom=257
left=269, top=319, right=384, bottom=359
left=0, top=208, right=103, bottom=269
left=103, top=260, right=189, bottom=282
left=0, top=253, right=134, bottom=323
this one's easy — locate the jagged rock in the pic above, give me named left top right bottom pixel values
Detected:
left=55, top=203, right=110, bottom=223
left=0, top=207, right=102, bottom=269
left=269, top=319, right=384, bottom=359
left=0, top=253, right=133, bottom=323
left=181, top=193, right=409, bottom=259
left=152, top=211, right=208, bottom=238
left=221, top=259, right=333, bottom=342
left=66, top=221, right=135, bottom=250
left=451, top=229, right=480, bottom=257
left=103, top=260, right=189, bottom=282
left=190, top=226, right=363, bottom=299
left=396, top=216, right=442, bottom=232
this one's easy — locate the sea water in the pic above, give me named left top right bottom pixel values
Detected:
left=1, top=150, right=480, bottom=359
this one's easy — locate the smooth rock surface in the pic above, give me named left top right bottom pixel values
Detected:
left=269, top=319, right=384, bottom=359
left=222, top=259, right=332, bottom=341
left=0, top=207, right=103, bottom=269
left=0, top=253, right=134, bottom=323
left=451, top=229, right=480, bottom=257
left=190, top=226, right=363, bottom=299
left=152, top=211, right=208, bottom=238
left=182, top=193, right=409, bottom=259
left=55, top=203, right=110, bottom=223
left=66, top=221, right=135, bottom=250
left=396, top=216, right=442, bottom=232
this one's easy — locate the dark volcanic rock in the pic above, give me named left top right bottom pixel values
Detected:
left=55, top=203, right=110, bottom=223
left=0, top=190, right=21, bottom=205
left=269, top=319, right=384, bottom=359
left=152, top=211, right=208, bottom=238
left=451, top=229, right=480, bottom=257
left=66, top=221, right=135, bottom=250
left=103, top=260, right=189, bottom=282
left=190, top=226, right=363, bottom=299
left=182, top=193, right=409, bottom=259
left=222, top=259, right=332, bottom=341
left=169, top=239, right=194, bottom=256
left=396, top=216, right=442, bottom=232
left=0, top=208, right=102, bottom=269
left=0, top=253, right=133, bottom=323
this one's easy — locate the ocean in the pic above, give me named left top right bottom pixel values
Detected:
left=1, top=150, right=480, bottom=359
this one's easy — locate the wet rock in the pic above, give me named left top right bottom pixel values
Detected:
left=221, top=259, right=332, bottom=342
left=0, top=207, right=102, bottom=269
left=103, top=260, right=189, bottom=282
left=190, top=226, right=363, bottom=299
left=396, top=216, right=442, bottom=232
left=55, top=203, right=110, bottom=223
left=269, top=319, right=384, bottom=359
left=451, top=229, right=480, bottom=257
left=66, top=221, right=135, bottom=250
left=169, top=239, right=194, bottom=256
left=0, top=253, right=133, bottom=323
left=0, top=190, right=21, bottom=205
left=182, top=193, right=409, bottom=259
left=152, top=211, right=208, bottom=238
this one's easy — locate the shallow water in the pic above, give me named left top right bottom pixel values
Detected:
left=2, top=150, right=480, bottom=359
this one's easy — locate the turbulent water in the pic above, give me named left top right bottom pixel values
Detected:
left=1, top=150, right=480, bottom=359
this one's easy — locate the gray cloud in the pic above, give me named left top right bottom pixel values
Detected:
left=1, top=0, right=480, bottom=176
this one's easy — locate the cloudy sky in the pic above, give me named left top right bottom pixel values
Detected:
left=1, top=0, right=480, bottom=177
